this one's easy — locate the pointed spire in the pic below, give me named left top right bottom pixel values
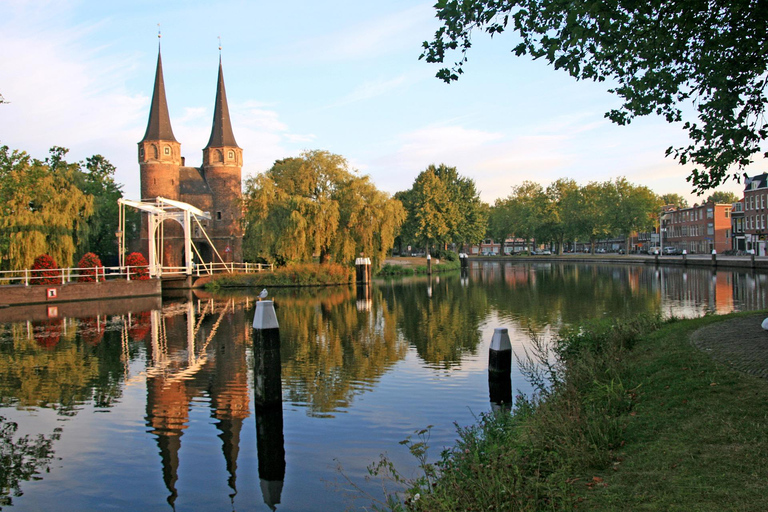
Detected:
left=205, top=57, right=239, bottom=149
left=142, top=46, right=177, bottom=143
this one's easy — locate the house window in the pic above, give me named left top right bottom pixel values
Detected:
left=228, top=150, right=234, bottom=159
left=164, top=146, right=170, bottom=155
left=216, top=211, right=222, bottom=221
left=140, top=147, right=144, bottom=158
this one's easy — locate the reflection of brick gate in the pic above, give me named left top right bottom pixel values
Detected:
left=118, top=197, right=228, bottom=277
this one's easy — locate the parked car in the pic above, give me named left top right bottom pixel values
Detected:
left=663, top=246, right=678, bottom=255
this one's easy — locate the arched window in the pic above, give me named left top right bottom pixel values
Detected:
left=228, top=150, right=234, bottom=159
left=217, top=150, right=224, bottom=162
left=164, top=146, right=170, bottom=156
left=152, top=145, right=158, bottom=159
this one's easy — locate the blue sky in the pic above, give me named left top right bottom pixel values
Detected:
left=0, top=0, right=748, bottom=204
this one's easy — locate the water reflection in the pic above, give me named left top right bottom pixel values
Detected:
left=381, top=275, right=488, bottom=368
left=0, top=263, right=765, bottom=510
left=143, top=298, right=250, bottom=508
left=278, top=287, right=408, bottom=416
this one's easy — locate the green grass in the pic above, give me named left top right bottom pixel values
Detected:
left=372, top=312, right=768, bottom=511
left=206, top=262, right=353, bottom=289
left=581, top=313, right=768, bottom=510
left=376, top=260, right=460, bottom=276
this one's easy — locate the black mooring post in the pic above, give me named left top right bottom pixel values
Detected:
left=252, top=300, right=285, bottom=510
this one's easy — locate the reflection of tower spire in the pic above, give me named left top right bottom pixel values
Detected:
left=209, top=299, right=250, bottom=502
left=146, top=378, right=189, bottom=509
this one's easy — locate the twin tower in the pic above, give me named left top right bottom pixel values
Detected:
left=138, top=48, right=242, bottom=267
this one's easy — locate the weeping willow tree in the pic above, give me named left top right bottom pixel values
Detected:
left=0, top=146, right=93, bottom=270
left=242, top=150, right=406, bottom=268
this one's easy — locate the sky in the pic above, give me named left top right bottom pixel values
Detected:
left=0, top=0, right=751, bottom=206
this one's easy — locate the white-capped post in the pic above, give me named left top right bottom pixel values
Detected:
left=489, top=327, right=512, bottom=374
left=252, top=298, right=285, bottom=510
left=253, top=300, right=279, bottom=331
left=355, top=255, right=371, bottom=284
left=488, top=327, right=513, bottom=407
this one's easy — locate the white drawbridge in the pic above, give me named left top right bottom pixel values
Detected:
left=117, top=197, right=228, bottom=278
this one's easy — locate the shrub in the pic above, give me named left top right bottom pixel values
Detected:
left=125, top=252, right=150, bottom=280
left=31, top=254, right=61, bottom=285
left=77, top=252, right=103, bottom=282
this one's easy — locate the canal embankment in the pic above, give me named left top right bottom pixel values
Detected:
left=0, top=279, right=161, bottom=322
left=468, top=253, right=768, bottom=270
left=391, top=312, right=768, bottom=511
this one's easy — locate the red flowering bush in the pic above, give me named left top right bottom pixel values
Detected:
left=31, top=254, right=62, bottom=285
left=77, top=252, right=103, bottom=282
left=125, top=252, right=150, bottom=280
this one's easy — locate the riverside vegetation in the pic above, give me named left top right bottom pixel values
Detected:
left=206, top=262, right=353, bottom=290
left=360, top=312, right=768, bottom=511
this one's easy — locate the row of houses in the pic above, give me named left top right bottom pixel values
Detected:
left=662, top=173, right=768, bottom=255
left=469, top=172, right=768, bottom=256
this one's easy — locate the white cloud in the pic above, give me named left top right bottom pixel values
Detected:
left=284, top=133, right=316, bottom=143
left=278, top=4, right=435, bottom=63
left=325, top=75, right=408, bottom=108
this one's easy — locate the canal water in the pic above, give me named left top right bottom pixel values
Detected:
left=0, top=262, right=765, bottom=511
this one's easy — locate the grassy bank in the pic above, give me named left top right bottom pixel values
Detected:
left=377, top=259, right=460, bottom=276
left=374, top=312, right=768, bottom=511
left=206, top=262, right=353, bottom=290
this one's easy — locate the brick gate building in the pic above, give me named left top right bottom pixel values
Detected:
left=138, top=47, right=242, bottom=267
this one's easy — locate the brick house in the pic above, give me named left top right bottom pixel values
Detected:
left=660, top=201, right=732, bottom=254
left=744, top=173, right=768, bottom=255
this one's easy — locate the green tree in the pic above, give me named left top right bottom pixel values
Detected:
left=79, top=155, right=139, bottom=264
left=486, top=197, right=511, bottom=251
left=578, top=181, right=614, bottom=253
left=411, top=168, right=455, bottom=254
left=0, top=146, right=93, bottom=270
left=706, top=190, right=739, bottom=204
left=421, top=0, right=768, bottom=191
left=397, top=164, right=487, bottom=255
left=545, top=178, right=581, bottom=253
left=661, top=193, right=689, bottom=209
left=242, top=150, right=405, bottom=268
left=491, top=181, right=548, bottom=252
left=608, top=178, right=663, bottom=251
left=428, top=164, right=488, bottom=249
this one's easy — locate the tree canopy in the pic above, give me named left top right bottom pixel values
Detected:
left=660, top=193, right=689, bottom=209
left=0, top=146, right=93, bottom=270
left=706, top=190, right=739, bottom=204
left=421, top=0, right=768, bottom=192
left=489, top=177, right=660, bottom=252
left=242, top=150, right=406, bottom=268
left=397, top=164, right=487, bottom=254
